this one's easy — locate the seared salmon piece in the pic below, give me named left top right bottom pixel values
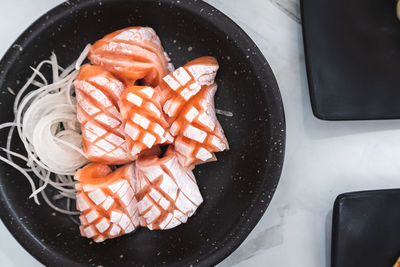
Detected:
left=74, top=64, right=132, bottom=165
left=89, top=27, right=171, bottom=87
left=171, top=84, right=229, bottom=169
left=158, top=56, right=219, bottom=119
left=75, top=163, right=139, bottom=243
left=135, top=148, right=203, bottom=230
left=118, top=86, right=173, bottom=159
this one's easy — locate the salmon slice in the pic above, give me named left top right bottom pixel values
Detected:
left=89, top=27, right=171, bottom=87
left=171, top=84, right=229, bottom=168
left=158, top=56, right=219, bottom=119
left=75, top=163, right=139, bottom=242
left=135, top=148, right=203, bottom=230
left=157, top=57, right=227, bottom=168
left=74, top=64, right=133, bottom=165
left=118, top=86, right=173, bottom=159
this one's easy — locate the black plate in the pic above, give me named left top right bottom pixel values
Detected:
left=302, top=0, right=400, bottom=120
left=332, top=190, right=400, bottom=267
left=0, top=0, right=285, bottom=266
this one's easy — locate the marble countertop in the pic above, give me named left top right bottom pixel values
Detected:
left=2, top=0, right=400, bottom=266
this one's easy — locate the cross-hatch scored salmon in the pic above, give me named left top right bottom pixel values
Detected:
left=75, top=163, right=139, bottom=243
left=72, top=26, right=229, bottom=242
left=135, top=148, right=203, bottom=230
left=171, top=84, right=229, bottom=169
left=158, top=56, right=219, bottom=119
left=118, top=85, right=174, bottom=159
left=158, top=57, right=229, bottom=169
left=74, top=64, right=132, bottom=165
left=75, top=148, right=203, bottom=241
left=89, top=27, right=172, bottom=87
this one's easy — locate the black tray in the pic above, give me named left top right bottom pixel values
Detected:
left=302, top=0, right=400, bottom=120
left=332, top=189, right=400, bottom=267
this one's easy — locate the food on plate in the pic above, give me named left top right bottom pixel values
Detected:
left=89, top=27, right=172, bottom=87
left=75, top=163, right=139, bottom=242
left=0, top=26, right=231, bottom=242
left=74, top=64, right=132, bottom=165
left=157, top=56, right=219, bottom=119
left=171, top=84, right=229, bottom=169
left=135, top=148, right=203, bottom=230
left=118, top=86, right=173, bottom=159
left=157, top=57, right=228, bottom=168
left=75, top=147, right=203, bottom=240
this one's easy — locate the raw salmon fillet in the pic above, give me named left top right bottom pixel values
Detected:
left=157, top=57, right=228, bottom=168
left=74, top=64, right=132, bottom=165
left=118, top=86, right=173, bottom=159
left=172, top=84, right=229, bottom=168
left=89, top=27, right=171, bottom=87
left=158, top=56, right=219, bottom=119
left=135, top=148, right=203, bottom=230
left=75, top=163, right=139, bottom=242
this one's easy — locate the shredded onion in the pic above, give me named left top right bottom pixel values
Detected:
left=0, top=45, right=91, bottom=215
left=75, top=44, right=92, bottom=71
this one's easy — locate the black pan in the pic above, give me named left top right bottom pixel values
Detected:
left=0, top=0, right=285, bottom=266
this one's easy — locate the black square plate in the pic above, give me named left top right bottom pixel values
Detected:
left=301, top=0, right=400, bottom=120
left=332, top=190, right=400, bottom=267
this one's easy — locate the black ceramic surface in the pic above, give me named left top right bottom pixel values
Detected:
left=332, top=190, right=400, bottom=267
left=301, top=0, right=400, bottom=120
left=0, top=0, right=285, bottom=266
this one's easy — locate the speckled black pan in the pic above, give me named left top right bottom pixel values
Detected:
left=0, top=0, right=285, bottom=266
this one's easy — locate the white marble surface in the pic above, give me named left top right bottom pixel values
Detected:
left=1, top=0, right=400, bottom=266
